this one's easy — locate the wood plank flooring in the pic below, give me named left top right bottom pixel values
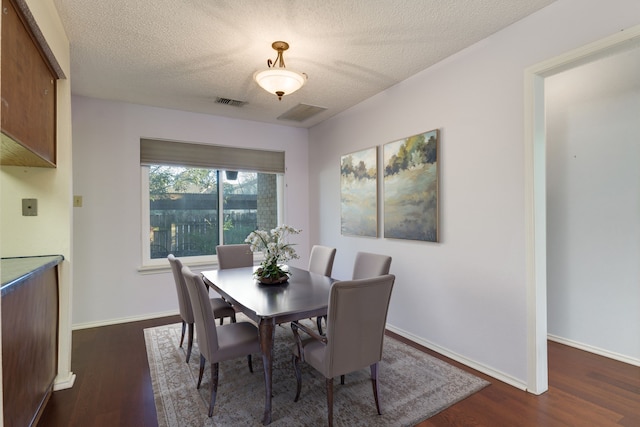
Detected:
left=397, top=333, right=640, bottom=427
left=38, top=316, right=639, bottom=426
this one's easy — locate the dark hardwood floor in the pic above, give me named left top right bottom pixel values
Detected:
left=38, top=316, right=639, bottom=426
left=401, top=334, right=640, bottom=427
left=38, top=316, right=182, bottom=427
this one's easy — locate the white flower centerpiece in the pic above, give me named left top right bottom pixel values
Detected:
left=245, top=224, right=301, bottom=284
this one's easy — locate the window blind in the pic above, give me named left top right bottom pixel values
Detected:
left=140, top=138, right=285, bottom=174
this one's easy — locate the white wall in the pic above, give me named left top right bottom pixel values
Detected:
left=0, top=0, right=75, bottom=393
left=1, top=5, right=71, bottom=262
left=308, top=0, right=640, bottom=387
left=546, top=47, right=640, bottom=361
left=71, top=96, right=309, bottom=327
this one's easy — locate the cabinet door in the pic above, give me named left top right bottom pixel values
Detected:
left=2, top=266, right=59, bottom=427
left=1, top=0, right=57, bottom=166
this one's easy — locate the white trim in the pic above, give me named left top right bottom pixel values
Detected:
left=53, top=372, right=76, bottom=391
left=548, top=335, right=640, bottom=368
left=277, top=173, right=285, bottom=224
left=137, top=253, right=263, bottom=274
left=137, top=257, right=219, bottom=274
left=57, top=260, right=75, bottom=392
left=141, top=166, right=151, bottom=263
left=524, top=68, right=548, bottom=395
left=218, top=169, right=225, bottom=228
left=386, top=324, right=527, bottom=391
left=72, top=309, right=180, bottom=330
left=524, top=24, right=640, bottom=396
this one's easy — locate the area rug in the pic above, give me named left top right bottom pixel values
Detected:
left=144, top=315, right=489, bottom=426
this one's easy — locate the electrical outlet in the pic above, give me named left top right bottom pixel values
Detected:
left=22, top=198, right=38, bottom=216
left=73, top=195, right=83, bottom=207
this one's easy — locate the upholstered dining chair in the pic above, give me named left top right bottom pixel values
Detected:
left=308, top=245, right=337, bottom=334
left=167, top=254, right=236, bottom=363
left=308, top=245, right=337, bottom=277
left=216, top=244, right=253, bottom=269
left=352, top=251, right=392, bottom=280
left=181, top=266, right=261, bottom=418
left=291, top=274, right=395, bottom=427
left=316, top=250, right=392, bottom=335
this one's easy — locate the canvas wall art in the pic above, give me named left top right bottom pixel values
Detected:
left=340, top=147, right=378, bottom=237
left=383, top=129, right=439, bottom=242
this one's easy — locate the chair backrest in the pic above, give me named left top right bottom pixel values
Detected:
left=216, top=244, right=253, bottom=269
left=168, top=254, right=193, bottom=323
left=352, top=252, right=392, bottom=279
left=308, top=245, right=337, bottom=277
left=181, top=265, right=219, bottom=360
left=324, top=274, right=395, bottom=378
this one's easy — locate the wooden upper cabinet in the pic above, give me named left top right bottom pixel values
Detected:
left=1, top=0, right=58, bottom=167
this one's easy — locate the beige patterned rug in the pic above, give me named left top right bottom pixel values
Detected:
left=144, top=315, right=489, bottom=426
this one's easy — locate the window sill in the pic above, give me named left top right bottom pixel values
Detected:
left=137, top=254, right=262, bottom=275
left=137, top=260, right=219, bottom=275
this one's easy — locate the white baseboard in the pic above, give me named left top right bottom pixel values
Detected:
left=72, top=309, right=179, bottom=330
left=53, top=372, right=76, bottom=390
left=385, top=323, right=528, bottom=391
left=547, top=334, right=640, bottom=367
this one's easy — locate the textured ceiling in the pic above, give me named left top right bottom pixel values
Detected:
left=52, top=0, right=556, bottom=128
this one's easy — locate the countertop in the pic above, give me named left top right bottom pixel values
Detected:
left=1, top=255, right=64, bottom=294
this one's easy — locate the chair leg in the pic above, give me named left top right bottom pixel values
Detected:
left=316, top=316, right=323, bottom=335
left=179, top=321, right=186, bottom=348
left=208, top=362, right=219, bottom=417
left=326, top=377, right=334, bottom=427
left=340, top=375, right=345, bottom=385
left=219, top=317, right=224, bottom=325
left=186, top=323, right=194, bottom=363
left=197, top=354, right=206, bottom=389
left=293, top=354, right=302, bottom=402
left=247, top=354, right=253, bottom=373
left=231, top=311, right=236, bottom=323
left=370, top=363, right=382, bottom=415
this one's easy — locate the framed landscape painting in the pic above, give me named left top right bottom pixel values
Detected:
left=383, top=129, right=439, bottom=242
left=340, top=147, right=378, bottom=237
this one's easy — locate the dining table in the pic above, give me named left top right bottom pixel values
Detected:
left=201, top=265, right=336, bottom=425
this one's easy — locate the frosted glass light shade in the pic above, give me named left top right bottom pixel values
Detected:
left=254, top=68, right=307, bottom=99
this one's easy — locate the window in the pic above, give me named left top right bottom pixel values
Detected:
left=140, top=139, right=285, bottom=268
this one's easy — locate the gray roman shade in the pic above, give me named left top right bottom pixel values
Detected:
left=140, top=138, right=285, bottom=174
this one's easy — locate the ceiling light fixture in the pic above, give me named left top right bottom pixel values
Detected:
left=254, top=41, right=307, bottom=101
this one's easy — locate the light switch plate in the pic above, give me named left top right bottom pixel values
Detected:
left=22, top=198, right=38, bottom=216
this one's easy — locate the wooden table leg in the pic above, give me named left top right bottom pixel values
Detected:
left=259, top=317, right=276, bottom=425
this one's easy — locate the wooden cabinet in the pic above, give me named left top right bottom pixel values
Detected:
left=1, top=0, right=57, bottom=167
left=1, top=256, right=62, bottom=427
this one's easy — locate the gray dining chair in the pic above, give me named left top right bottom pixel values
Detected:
left=316, top=250, right=392, bottom=335
left=308, top=245, right=337, bottom=334
left=216, top=244, right=253, bottom=269
left=167, top=254, right=236, bottom=363
left=182, top=265, right=261, bottom=417
left=308, top=245, right=337, bottom=277
left=291, top=274, right=396, bottom=427
left=352, top=251, right=392, bottom=280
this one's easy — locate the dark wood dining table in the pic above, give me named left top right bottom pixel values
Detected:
left=201, top=265, right=335, bottom=425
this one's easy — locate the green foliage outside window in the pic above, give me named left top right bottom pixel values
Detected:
left=148, top=166, right=264, bottom=259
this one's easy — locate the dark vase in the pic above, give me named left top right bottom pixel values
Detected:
left=257, top=275, right=289, bottom=285
left=255, top=263, right=289, bottom=285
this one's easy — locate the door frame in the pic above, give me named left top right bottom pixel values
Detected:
left=524, top=25, right=640, bottom=394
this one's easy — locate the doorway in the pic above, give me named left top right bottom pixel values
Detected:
left=524, top=25, right=640, bottom=394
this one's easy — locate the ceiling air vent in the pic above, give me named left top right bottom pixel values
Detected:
left=215, top=97, right=247, bottom=107
left=278, top=103, right=327, bottom=122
